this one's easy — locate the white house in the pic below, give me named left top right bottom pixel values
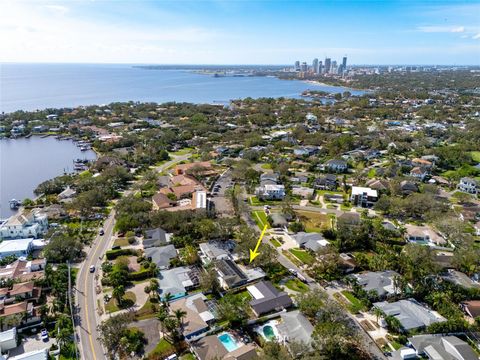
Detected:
left=255, top=184, right=285, bottom=200
left=0, top=210, right=48, bottom=240
left=0, top=239, right=34, bottom=259
left=350, top=186, right=378, bottom=207
left=458, top=177, right=478, bottom=195
left=0, top=327, right=17, bottom=352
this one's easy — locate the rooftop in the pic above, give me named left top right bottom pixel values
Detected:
left=247, top=281, right=292, bottom=316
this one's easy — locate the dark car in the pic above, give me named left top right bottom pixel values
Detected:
left=99, top=228, right=105, bottom=236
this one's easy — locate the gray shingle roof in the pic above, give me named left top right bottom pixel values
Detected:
left=145, top=244, right=177, bottom=269
left=277, top=310, right=314, bottom=346
left=248, top=281, right=292, bottom=316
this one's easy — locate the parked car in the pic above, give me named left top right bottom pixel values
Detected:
left=41, top=329, right=49, bottom=341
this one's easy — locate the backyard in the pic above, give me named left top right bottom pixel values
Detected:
left=288, top=249, right=315, bottom=265
left=295, top=210, right=331, bottom=232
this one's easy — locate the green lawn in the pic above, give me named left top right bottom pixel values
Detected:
left=341, top=290, right=365, bottom=313
left=105, top=291, right=136, bottom=313
left=295, top=210, right=331, bottom=232
left=135, top=298, right=160, bottom=320
left=148, top=339, right=175, bottom=358
left=289, top=249, right=315, bottom=265
left=285, top=278, right=309, bottom=293
left=270, top=238, right=282, bottom=247
left=170, top=147, right=193, bottom=156
left=471, top=151, right=480, bottom=163
left=113, top=237, right=131, bottom=247
left=261, top=163, right=272, bottom=169
left=367, top=168, right=376, bottom=179
left=251, top=210, right=270, bottom=229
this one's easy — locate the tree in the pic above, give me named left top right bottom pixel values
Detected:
left=149, top=279, right=160, bottom=300
left=199, top=266, right=221, bottom=295
left=44, top=235, right=84, bottom=263
left=112, top=285, right=125, bottom=305
left=97, top=312, right=136, bottom=360
left=297, top=289, right=328, bottom=319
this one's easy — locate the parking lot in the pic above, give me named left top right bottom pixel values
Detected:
left=210, top=170, right=234, bottom=216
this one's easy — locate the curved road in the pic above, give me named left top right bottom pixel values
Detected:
left=74, top=154, right=191, bottom=359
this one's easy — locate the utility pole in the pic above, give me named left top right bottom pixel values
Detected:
left=67, top=261, right=80, bottom=360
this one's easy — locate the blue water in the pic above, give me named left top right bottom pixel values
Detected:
left=0, top=137, right=96, bottom=217
left=0, top=64, right=364, bottom=113
left=218, top=333, right=240, bottom=352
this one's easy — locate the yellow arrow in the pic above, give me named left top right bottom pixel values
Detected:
left=249, top=224, right=268, bottom=263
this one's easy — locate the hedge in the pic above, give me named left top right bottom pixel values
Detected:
left=105, top=248, right=138, bottom=260
left=128, top=269, right=155, bottom=281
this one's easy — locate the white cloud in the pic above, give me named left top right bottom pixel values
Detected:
left=417, top=25, right=465, bottom=33
left=473, top=33, right=480, bottom=40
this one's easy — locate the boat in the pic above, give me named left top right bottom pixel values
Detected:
left=9, top=199, right=21, bottom=209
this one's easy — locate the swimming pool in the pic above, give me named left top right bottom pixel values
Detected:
left=218, top=333, right=240, bottom=352
left=263, top=325, right=276, bottom=341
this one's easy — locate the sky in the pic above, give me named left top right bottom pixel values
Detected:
left=0, top=0, right=479, bottom=65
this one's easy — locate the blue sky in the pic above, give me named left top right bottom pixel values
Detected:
left=1, top=0, right=479, bottom=64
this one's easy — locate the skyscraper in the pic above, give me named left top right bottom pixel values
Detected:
left=300, top=62, right=308, bottom=72
left=342, top=56, right=347, bottom=69
left=318, top=61, right=323, bottom=74
left=324, top=57, right=331, bottom=74
left=294, top=61, right=300, bottom=72
left=312, top=58, right=319, bottom=74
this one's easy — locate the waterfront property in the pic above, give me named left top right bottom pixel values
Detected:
left=0, top=210, right=48, bottom=240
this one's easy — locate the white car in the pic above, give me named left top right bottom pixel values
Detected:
left=89, top=265, right=95, bottom=273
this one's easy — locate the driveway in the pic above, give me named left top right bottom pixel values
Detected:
left=10, top=332, right=54, bottom=356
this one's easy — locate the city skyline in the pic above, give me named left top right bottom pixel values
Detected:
left=1, top=0, right=479, bottom=65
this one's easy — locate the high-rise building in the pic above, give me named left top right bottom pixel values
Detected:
left=294, top=61, right=300, bottom=72
left=312, top=58, right=319, bottom=74
left=318, top=61, right=323, bottom=74
left=300, top=62, right=308, bottom=72
left=324, top=57, right=331, bottom=74
left=331, top=60, right=337, bottom=74
left=342, top=56, right=347, bottom=69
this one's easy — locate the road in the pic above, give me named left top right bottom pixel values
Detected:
left=74, top=153, right=192, bottom=360
left=241, top=199, right=386, bottom=359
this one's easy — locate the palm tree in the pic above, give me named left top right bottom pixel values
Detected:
left=157, top=307, right=168, bottom=336
left=173, top=309, right=187, bottom=333
left=373, top=307, right=383, bottom=323
left=162, top=292, right=173, bottom=307
left=144, top=285, right=152, bottom=299
left=112, top=285, right=125, bottom=306
left=57, top=328, right=71, bottom=349
left=149, top=279, right=159, bottom=300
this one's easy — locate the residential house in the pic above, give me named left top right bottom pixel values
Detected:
left=400, top=180, right=419, bottom=195
left=0, top=348, right=49, bottom=360
left=291, top=186, right=314, bottom=199
left=175, top=161, right=213, bottom=176
left=350, top=186, right=378, bottom=207
left=314, top=174, right=337, bottom=191
left=247, top=281, right=292, bottom=317
left=290, top=173, right=309, bottom=184
left=0, top=328, right=17, bottom=352
left=169, top=293, right=215, bottom=340
left=352, top=271, right=400, bottom=298
left=412, top=158, right=433, bottom=169
left=259, top=173, right=279, bottom=186
left=199, top=240, right=235, bottom=264
left=404, top=334, right=478, bottom=360
left=0, top=259, right=46, bottom=282
left=405, top=224, right=446, bottom=246
left=366, top=179, right=389, bottom=192
left=324, top=159, right=348, bottom=173
left=152, top=193, right=176, bottom=210
left=441, top=269, right=480, bottom=290
left=276, top=310, right=314, bottom=350
left=289, top=232, right=330, bottom=252
left=57, top=186, right=76, bottom=201
left=0, top=210, right=48, bottom=240
left=215, top=259, right=248, bottom=290
left=373, top=299, right=445, bottom=332
left=190, top=334, right=257, bottom=360
left=143, top=228, right=171, bottom=249
left=255, top=184, right=285, bottom=201
left=145, top=244, right=177, bottom=270
left=458, top=178, right=478, bottom=195
left=158, top=266, right=200, bottom=301
left=409, top=167, right=429, bottom=181
left=461, top=300, right=480, bottom=319
left=0, top=239, right=34, bottom=259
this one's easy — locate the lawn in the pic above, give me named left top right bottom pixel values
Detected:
left=170, top=147, right=194, bottom=156
left=148, top=338, right=175, bottom=359
left=289, top=249, right=315, bottom=265
left=105, top=291, right=136, bottom=313
left=261, top=163, right=272, bottom=169
left=285, top=278, right=309, bottom=293
left=113, top=236, right=131, bottom=247
left=270, top=238, right=282, bottom=248
left=341, top=290, right=364, bottom=313
left=367, top=168, right=376, bottom=179
left=471, top=151, right=480, bottom=163
left=295, top=210, right=331, bottom=232
left=135, top=298, right=160, bottom=320
left=251, top=210, right=270, bottom=229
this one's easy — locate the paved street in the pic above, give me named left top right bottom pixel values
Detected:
left=74, top=154, right=192, bottom=360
